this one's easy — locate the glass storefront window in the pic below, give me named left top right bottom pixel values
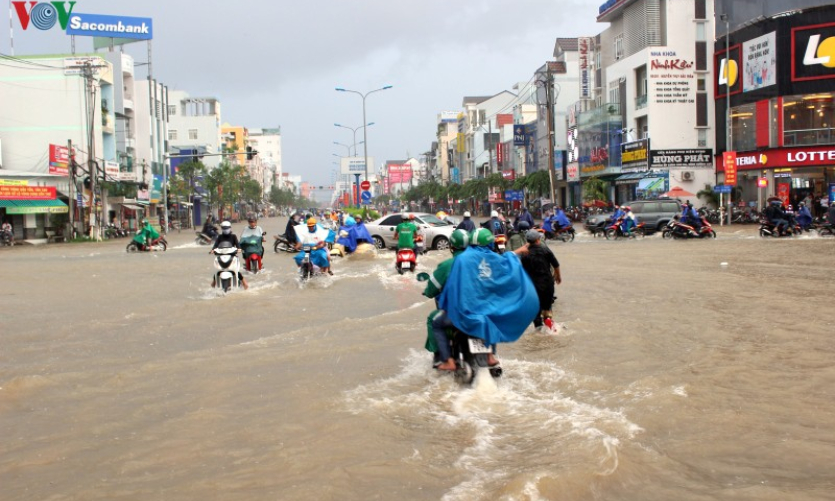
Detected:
left=731, top=103, right=757, bottom=152
left=783, top=93, right=835, bottom=146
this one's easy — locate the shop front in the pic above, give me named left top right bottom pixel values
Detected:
left=0, top=184, right=68, bottom=240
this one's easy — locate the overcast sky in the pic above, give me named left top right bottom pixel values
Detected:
left=2, top=0, right=603, bottom=195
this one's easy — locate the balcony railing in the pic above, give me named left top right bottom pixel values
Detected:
left=783, top=127, right=835, bottom=147
left=635, top=94, right=648, bottom=110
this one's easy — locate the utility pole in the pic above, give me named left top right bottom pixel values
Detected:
left=545, top=63, right=558, bottom=206
left=68, top=139, right=75, bottom=237
left=83, top=62, right=99, bottom=240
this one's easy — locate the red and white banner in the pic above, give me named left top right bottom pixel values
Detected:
left=387, top=164, right=413, bottom=184
left=0, top=185, right=57, bottom=200
left=49, top=144, right=70, bottom=176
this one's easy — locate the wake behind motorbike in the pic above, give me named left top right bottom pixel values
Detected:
left=396, top=246, right=417, bottom=274
left=240, top=233, right=266, bottom=274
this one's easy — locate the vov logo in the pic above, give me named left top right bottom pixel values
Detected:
left=793, top=22, right=835, bottom=81
left=12, top=1, right=77, bottom=31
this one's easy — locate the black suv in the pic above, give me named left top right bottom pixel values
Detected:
left=584, top=199, right=682, bottom=234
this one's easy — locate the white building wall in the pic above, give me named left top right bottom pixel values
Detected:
left=134, top=79, right=169, bottom=190
left=167, top=90, right=222, bottom=169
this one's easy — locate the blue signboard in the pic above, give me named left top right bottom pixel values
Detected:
left=450, top=167, right=460, bottom=185
left=713, top=184, right=733, bottom=194
left=66, top=13, right=153, bottom=40
left=828, top=183, right=835, bottom=205
left=360, top=190, right=371, bottom=202
left=504, top=190, right=524, bottom=202
left=513, top=125, right=526, bottom=146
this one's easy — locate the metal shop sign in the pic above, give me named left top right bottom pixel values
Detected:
left=6, top=204, right=67, bottom=214
left=0, top=185, right=57, bottom=200
left=650, top=149, right=713, bottom=168
left=66, top=13, right=153, bottom=40
left=621, top=139, right=649, bottom=172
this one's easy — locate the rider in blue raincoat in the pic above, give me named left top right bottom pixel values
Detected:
left=294, top=218, right=332, bottom=275
left=438, top=228, right=539, bottom=368
left=797, top=202, right=813, bottom=229
left=554, top=206, right=572, bottom=232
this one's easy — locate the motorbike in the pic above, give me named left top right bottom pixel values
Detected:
left=240, top=233, right=266, bottom=274
left=494, top=234, right=508, bottom=254
left=212, top=241, right=242, bottom=292
left=1, top=229, right=13, bottom=247
left=396, top=246, right=417, bottom=275
left=758, top=218, right=800, bottom=238
left=195, top=225, right=218, bottom=245
left=273, top=233, right=295, bottom=252
left=298, top=246, right=320, bottom=281
left=126, top=234, right=168, bottom=252
left=543, top=224, right=576, bottom=243
left=662, top=216, right=716, bottom=239
left=604, top=218, right=645, bottom=240
left=818, top=223, right=835, bottom=237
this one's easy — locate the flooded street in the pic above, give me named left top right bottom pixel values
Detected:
left=2, top=218, right=834, bottom=500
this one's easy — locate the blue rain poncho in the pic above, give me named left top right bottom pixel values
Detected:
left=439, top=246, right=539, bottom=345
left=336, top=222, right=373, bottom=253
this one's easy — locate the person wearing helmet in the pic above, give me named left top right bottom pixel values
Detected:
left=554, top=206, right=572, bottom=233
left=294, top=217, right=332, bottom=274
left=423, top=229, right=470, bottom=369
left=797, top=201, right=813, bottom=229
left=240, top=216, right=266, bottom=259
left=620, top=205, right=638, bottom=235
left=508, top=220, right=530, bottom=251
left=486, top=210, right=507, bottom=237
left=514, top=206, right=534, bottom=231
left=132, top=218, right=160, bottom=251
left=284, top=212, right=303, bottom=246
left=765, top=199, right=790, bottom=235
left=514, top=229, right=561, bottom=329
left=456, top=211, right=476, bottom=233
left=394, top=213, right=420, bottom=252
left=210, top=221, right=249, bottom=289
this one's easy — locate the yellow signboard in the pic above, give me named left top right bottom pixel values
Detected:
left=0, top=179, right=29, bottom=186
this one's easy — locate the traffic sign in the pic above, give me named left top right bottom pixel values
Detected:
left=713, top=185, right=733, bottom=194
left=360, top=190, right=372, bottom=202
left=360, top=180, right=371, bottom=191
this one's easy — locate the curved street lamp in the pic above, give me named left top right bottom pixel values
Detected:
left=335, top=85, right=393, bottom=183
left=335, top=122, right=375, bottom=156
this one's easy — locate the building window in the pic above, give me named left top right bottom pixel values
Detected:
left=614, top=34, right=624, bottom=59
left=698, top=129, right=707, bottom=147
left=731, top=103, right=757, bottom=151
left=168, top=129, right=178, bottom=141
left=697, top=94, right=708, bottom=127
left=695, top=0, right=706, bottom=20
left=783, top=93, right=835, bottom=146
left=188, top=129, right=198, bottom=140
left=695, top=41, right=707, bottom=71
left=168, top=105, right=176, bottom=116
left=697, top=76, right=706, bottom=91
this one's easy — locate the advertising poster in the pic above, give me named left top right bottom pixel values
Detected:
left=49, top=144, right=70, bottom=176
left=778, top=182, right=791, bottom=206
left=742, top=32, right=776, bottom=92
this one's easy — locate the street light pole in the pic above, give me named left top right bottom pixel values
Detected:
left=721, top=13, right=732, bottom=226
left=335, top=122, right=374, bottom=156
left=336, top=86, right=393, bottom=183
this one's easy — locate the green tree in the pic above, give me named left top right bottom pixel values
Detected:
left=696, top=183, right=719, bottom=208
left=582, top=176, right=609, bottom=202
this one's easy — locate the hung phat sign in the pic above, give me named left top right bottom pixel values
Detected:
left=66, top=13, right=153, bottom=40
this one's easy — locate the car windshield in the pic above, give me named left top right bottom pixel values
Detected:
left=417, top=214, right=447, bottom=226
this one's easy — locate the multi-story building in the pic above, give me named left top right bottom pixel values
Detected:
left=458, top=92, right=517, bottom=182
left=0, top=54, right=115, bottom=238
left=582, top=0, right=716, bottom=205
left=713, top=2, right=835, bottom=211
left=134, top=79, right=170, bottom=211
left=167, top=91, right=223, bottom=169
left=221, top=123, right=248, bottom=165
left=435, top=111, right=460, bottom=184
left=247, top=127, right=282, bottom=194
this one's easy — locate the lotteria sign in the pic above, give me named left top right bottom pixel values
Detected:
left=717, top=146, right=835, bottom=171
left=66, top=13, right=152, bottom=40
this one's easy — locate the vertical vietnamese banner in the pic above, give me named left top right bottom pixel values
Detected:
left=723, top=151, right=737, bottom=185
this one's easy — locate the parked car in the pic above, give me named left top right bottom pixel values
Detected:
left=365, top=212, right=454, bottom=250
left=584, top=199, right=681, bottom=234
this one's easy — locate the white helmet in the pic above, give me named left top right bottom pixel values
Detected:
left=463, top=211, right=471, bottom=218
left=220, top=221, right=232, bottom=229
left=491, top=210, right=498, bottom=218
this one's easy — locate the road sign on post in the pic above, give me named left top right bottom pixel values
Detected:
left=361, top=190, right=372, bottom=204
left=360, top=180, right=371, bottom=191
left=713, top=185, right=733, bottom=194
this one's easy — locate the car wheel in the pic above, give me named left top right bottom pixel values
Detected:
left=433, top=236, right=450, bottom=250
left=372, top=235, right=386, bottom=249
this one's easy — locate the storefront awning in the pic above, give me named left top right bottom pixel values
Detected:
left=614, top=172, right=648, bottom=185
left=0, top=198, right=68, bottom=214
left=121, top=204, right=147, bottom=211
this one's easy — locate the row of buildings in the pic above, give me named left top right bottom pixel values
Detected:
left=0, top=48, right=290, bottom=240
left=419, top=0, right=835, bottom=213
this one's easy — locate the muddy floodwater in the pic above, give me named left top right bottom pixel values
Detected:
left=1, top=219, right=834, bottom=500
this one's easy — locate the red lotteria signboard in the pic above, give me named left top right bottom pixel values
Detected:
left=717, top=146, right=835, bottom=171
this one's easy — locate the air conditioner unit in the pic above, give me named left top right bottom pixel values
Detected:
left=682, top=171, right=695, bottom=181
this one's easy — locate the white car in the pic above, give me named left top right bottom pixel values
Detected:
left=365, top=213, right=455, bottom=250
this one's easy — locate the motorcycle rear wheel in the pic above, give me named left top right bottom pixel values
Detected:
left=126, top=242, right=140, bottom=252
left=604, top=228, right=617, bottom=240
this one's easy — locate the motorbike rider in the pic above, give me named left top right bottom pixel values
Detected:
left=610, top=204, right=625, bottom=223
left=284, top=212, right=302, bottom=246
left=797, top=201, right=813, bottom=229
left=435, top=228, right=501, bottom=371
left=240, top=216, right=266, bottom=259
left=508, top=220, right=529, bottom=251
left=1, top=219, right=13, bottom=243
left=394, top=213, right=420, bottom=251
left=620, top=206, right=637, bottom=235
left=514, top=206, right=534, bottom=231
left=423, top=229, right=470, bottom=369
left=210, top=221, right=249, bottom=290
left=554, top=206, right=572, bottom=233
left=541, top=210, right=554, bottom=236
left=201, top=215, right=218, bottom=239
left=514, top=229, right=561, bottom=329
left=488, top=210, right=507, bottom=236
left=682, top=203, right=702, bottom=233
left=456, top=211, right=476, bottom=233
left=133, top=219, right=160, bottom=251
left=294, top=217, right=332, bottom=275
left=764, top=199, right=789, bottom=235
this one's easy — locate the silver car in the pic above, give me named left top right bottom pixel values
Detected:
left=365, top=212, right=454, bottom=250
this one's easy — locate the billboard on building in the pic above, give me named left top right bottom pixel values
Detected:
left=742, top=31, right=776, bottom=91
left=66, top=13, right=153, bottom=40
left=578, top=37, right=593, bottom=99
left=387, top=164, right=413, bottom=184
left=340, top=157, right=370, bottom=176
left=49, top=144, right=70, bottom=176
left=621, top=139, right=649, bottom=173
